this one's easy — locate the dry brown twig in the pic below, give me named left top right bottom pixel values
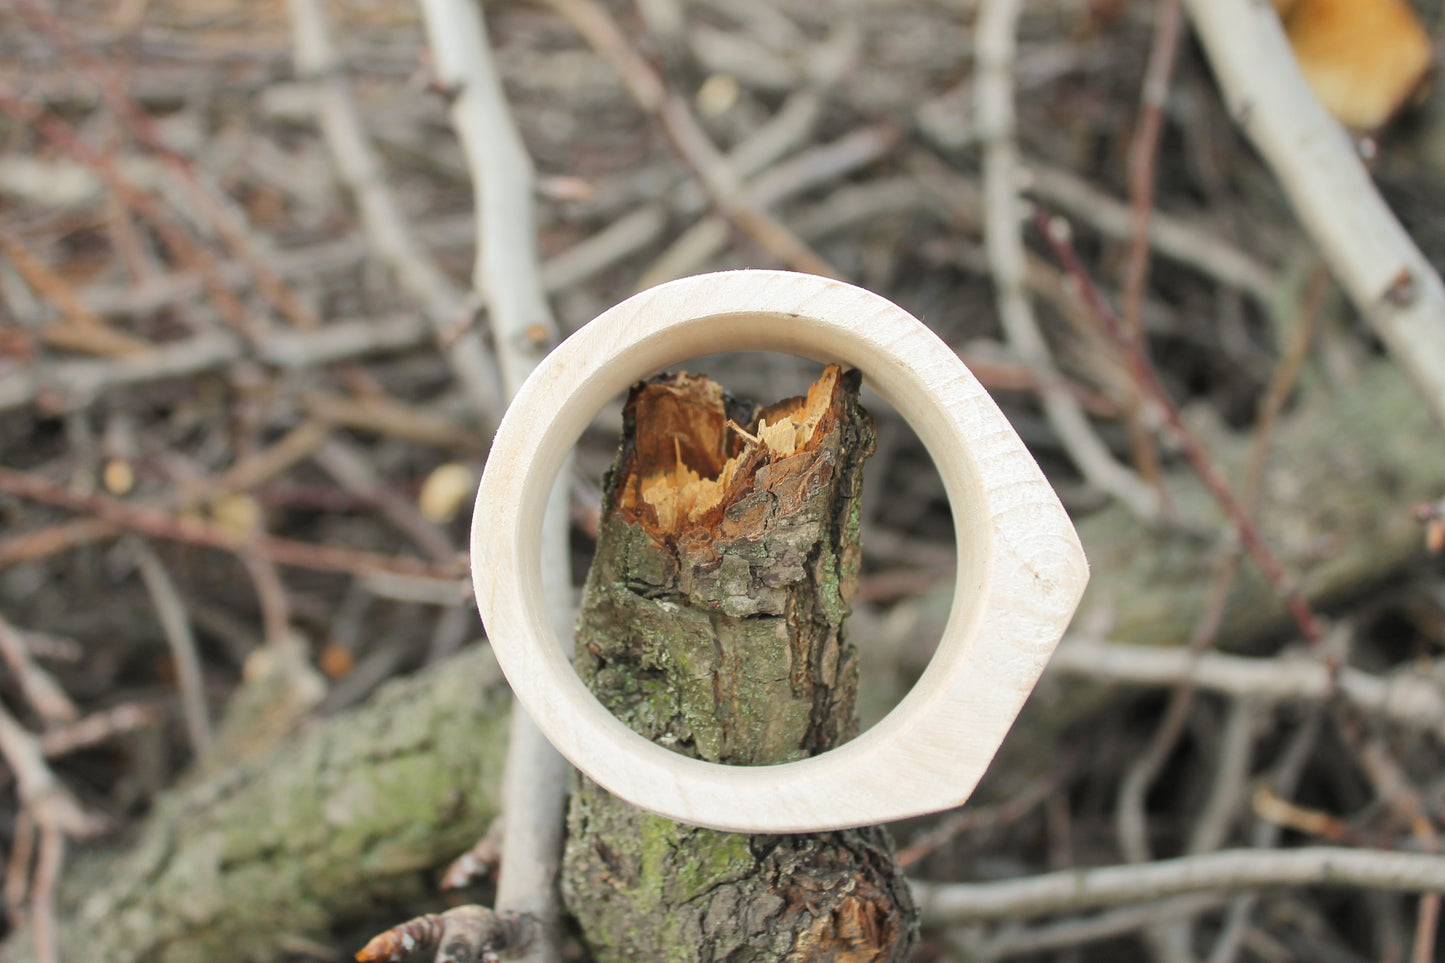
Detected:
left=0, top=701, right=108, bottom=963
left=1037, top=211, right=1325, bottom=647
left=0, top=87, right=259, bottom=340
left=1113, top=0, right=1183, bottom=536
left=1115, top=258, right=1327, bottom=960
left=537, top=0, right=841, bottom=280
left=0, top=465, right=462, bottom=581
left=12, top=0, right=324, bottom=337
left=1025, top=162, right=1279, bottom=308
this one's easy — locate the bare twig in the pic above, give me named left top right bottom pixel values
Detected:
left=300, top=391, right=489, bottom=454
left=417, top=0, right=573, bottom=954
left=537, top=0, right=841, bottom=279
left=975, top=0, right=1161, bottom=521
left=0, top=465, right=462, bottom=580
left=285, top=0, right=504, bottom=423
left=1026, top=162, right=1278, bottom=307
left=972, top=895, right=1230, bottom=961
left=4, top=807, right=34, bottom=927
left=129, top=538, right=213, bottom=758
left=1046, top=636, right=1445, bottom=736
left=0, top=520, right=120, bottom=569
left=1120, top=0, right=1183, bottom=342
left=237, top=550, right=293, bottom=651
left=1183, top=0, right=1445, bottom=432
left=311, top=435, right=456, bottom=564
left=0, top=235, right=151, bottom=358
left=212, top=419, right=330, bottom=496
left=29, top=827, right=62, bottom=963
left=0, top=88, right=257, bottom=339
left=913, top=847, right=1445, bottom=923
left=1114, top=0, right=1183, bottom=532
left=1037, top=213, right=1325, bottom=645
left=0, top=703, right=106, bottom=839
left=0, top=614, right=78, bottom=725
left=898, top=754, right=1080, bottom=869
left=637, top=123, right=898, bottom=288
left=38, top=703, right=160, bottom=757
left=13, top=0, right=323, bottom=335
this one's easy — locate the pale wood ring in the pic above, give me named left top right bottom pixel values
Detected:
left=471, top=270, right=1088, bottom=833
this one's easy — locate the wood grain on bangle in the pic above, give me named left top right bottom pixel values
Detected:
left=470, top=269, right=1088, bottom=833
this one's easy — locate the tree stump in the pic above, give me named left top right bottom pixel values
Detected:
left=560, top=364, right=917, bottom=961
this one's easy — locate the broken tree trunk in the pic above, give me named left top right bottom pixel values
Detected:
left=560, top=365, right=917, bottom=961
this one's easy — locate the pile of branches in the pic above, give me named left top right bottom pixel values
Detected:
left=4, top=0, right=1445, bottom=960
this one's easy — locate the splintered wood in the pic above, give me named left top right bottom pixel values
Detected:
left=617, top=364, right=843, bottom=538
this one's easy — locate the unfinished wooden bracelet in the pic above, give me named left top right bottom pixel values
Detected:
left=471, top=270, right=1088, bottom=833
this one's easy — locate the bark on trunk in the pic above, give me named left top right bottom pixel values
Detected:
left=560, top=366, right=917, bottom=962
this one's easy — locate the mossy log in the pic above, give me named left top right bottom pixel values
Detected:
left=560, top=366, right=917, bottom=962
left=0, top=645, right=511, bottom=963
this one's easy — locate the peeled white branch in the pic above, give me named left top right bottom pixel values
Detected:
left=976, top=0, right=1161, bottom=520
left=1184, top=0, right=1445, bottom=431
left=914, top=847, right=1445, bottom=923
left=1047, top=635, right=1445, bottom=739
left=286, top=0, right=504, bottom=423
left=417, top=2, right=572, bottom=959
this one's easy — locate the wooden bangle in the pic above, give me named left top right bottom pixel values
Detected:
left=471, top=270, right=1088, bottom=833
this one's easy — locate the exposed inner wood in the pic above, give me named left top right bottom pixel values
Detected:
left=616, top=364, right=845, bottom=539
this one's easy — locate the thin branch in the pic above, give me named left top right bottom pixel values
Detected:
left=1183, top=0, right=1445, bottom=432
left=1037, top=212, right=1324, bottom=645
left=284, top=0, right=503, bottom=423
left=38, top=703, right=160, bottom=757
left=13, top=0, right=323, bottom=335
left=0, top=235, right=151, bottom=357
left=0, top=315, right=439, bottom=415
left=417, top=0, right=573, bottom=955
left=537, top=0, right=841, bottom=279
left=1046, top=636, right=1445, bottom=736
left=914, top=847, right=1445, bottom=924
left=0, top=465, right=462, bottom=580
left=1114, top=0, right=1184, bottom=531
left=1121, top=0, right=1184, bottom=341
left=1025, top=162, right=1278, bottom=306
left=0, top=614, right=77, bottom=726
left=974, top=895, right=1229, bottom=961
left=637, top=123, right=898, bottom=288
left=975, top=0, right=1161, bottom=522
left=0, top=88, right=257, bottom=339
left=129, top=538, right=213, bottom=758
left=311, top=435, right=456, bottom=564
left=29, top=827, right=62, bottom=963
left=0, top=703, right=106, bottom=839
